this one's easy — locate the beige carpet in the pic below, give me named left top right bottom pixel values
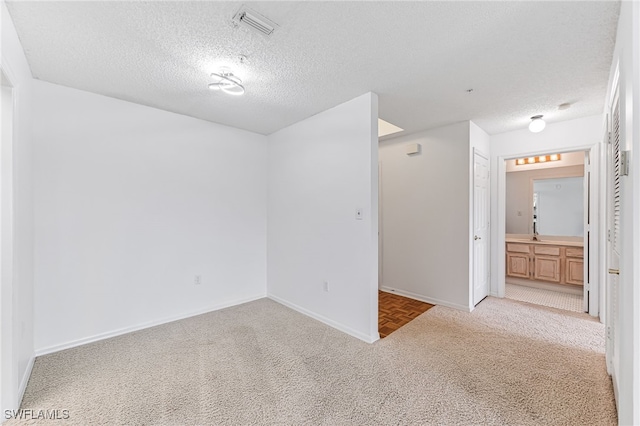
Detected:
left=506, top=283, right=584, bottom=312
left=9, top=297, right=616, bottom=425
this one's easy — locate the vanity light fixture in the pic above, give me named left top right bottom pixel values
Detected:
left=515, top=154, right=562, bottom=166
left=208, top=70, right=245, bottom=96
left=528, top=115, right=546, bottom=133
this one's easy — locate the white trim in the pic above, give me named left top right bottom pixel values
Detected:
left=35, top=294, right=266, bottom=356
left=268, top=294, right=380, bottom=343
left=587, top=144, right=601, bottom=317
left=17, top=356, right=33, bottom=407
left=607, top=61, right=620, bottom=109
left=379, top=286, right=473, bottom=312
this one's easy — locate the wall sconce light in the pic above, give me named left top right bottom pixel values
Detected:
left=515, top=154, right=561, bottom=166
left=528, top=115, right=546, bottom=133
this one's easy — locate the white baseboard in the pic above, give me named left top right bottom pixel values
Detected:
left=18, top=355, right=35, bottom=406
left=268, top=294, right=379, bottom=344
left=35, top=293, right=266, bottom=356
left=379, top=286, right=472, bottom=312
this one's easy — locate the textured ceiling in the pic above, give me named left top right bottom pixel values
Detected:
left=7, top=1, right=620, bottom=136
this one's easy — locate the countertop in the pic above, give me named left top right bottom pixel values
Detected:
left=505, top=237, right=583, bottom=247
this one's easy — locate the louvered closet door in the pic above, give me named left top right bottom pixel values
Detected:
left=606, top=86, right=621, bottom=375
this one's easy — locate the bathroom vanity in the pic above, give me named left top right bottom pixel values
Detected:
left=505, top=237, right=583, bottom=287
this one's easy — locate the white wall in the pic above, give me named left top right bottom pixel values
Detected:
left=0, top=1, right=35, bottom=413
left=489, top=115, right=604, bottom=298
left=603, top=1, right=640, bottom=423
left=267, top=93, right=379, bottom=343
left=32, top=80, right=268, bottom=354
left=506, top=165, right=584, bottom=234
left=379, top=122, right=472, bottom=311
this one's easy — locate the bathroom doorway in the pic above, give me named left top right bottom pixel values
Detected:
left=503, top=150, right=590, bottom=313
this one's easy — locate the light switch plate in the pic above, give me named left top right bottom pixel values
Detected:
left=355, top=208, right=363, bottom=220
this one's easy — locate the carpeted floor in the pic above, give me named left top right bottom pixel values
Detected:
left=506, top=283, right=584, bottom=312
left=9, top=297, right=616, bottom=425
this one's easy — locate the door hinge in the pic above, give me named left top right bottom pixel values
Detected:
left=584, top=282, right=590, bottom=291
left=608, top=131, right=612, bottom=144
left=608, top=229, right=611, bottom=241
left=621, top=150, right=630, bottom=176
left=607, top=326, right=612, bottom=340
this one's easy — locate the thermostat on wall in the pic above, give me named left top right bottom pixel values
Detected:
left=406, top=143, right=421, bottom=155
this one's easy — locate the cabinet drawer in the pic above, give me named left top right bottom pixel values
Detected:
left=506, top=243, right=530, bottom=254
left=534, top=246, right=560, bottom=256
left=566, top=247, right=584, bottom=258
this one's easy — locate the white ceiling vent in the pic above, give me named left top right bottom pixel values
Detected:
left=232, top=6, right=278, bottom=36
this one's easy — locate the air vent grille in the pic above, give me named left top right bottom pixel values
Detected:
left=232, top=6, right=278, bottom=36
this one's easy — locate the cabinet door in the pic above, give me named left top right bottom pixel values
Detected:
left=507, top=252, right=529, bottom=278
left=534, top=255, right=561, bottom=283
left=565, top=258, right=584, bottom=285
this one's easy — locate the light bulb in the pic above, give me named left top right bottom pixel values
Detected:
left=529, top=115, right=546, bottom=133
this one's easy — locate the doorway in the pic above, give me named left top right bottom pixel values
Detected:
left=502, top=150, right=595, bottom=314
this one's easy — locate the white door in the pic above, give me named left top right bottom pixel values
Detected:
left=473, top=150, right=490, bottom=305
left=606, top=86, right=621, bottom=379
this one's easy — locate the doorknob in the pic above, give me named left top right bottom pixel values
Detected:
left=474, top=236, right=481, bottom=240
left=608, top=268, right=620, bottom=275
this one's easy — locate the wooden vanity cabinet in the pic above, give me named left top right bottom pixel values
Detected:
left=506, top=244, right=530, bottom=279
left=565, top=247, right=584, bottom=285
left=505, top=242, right=583, bottom=286
left=533, top=246, right=561, bottom=283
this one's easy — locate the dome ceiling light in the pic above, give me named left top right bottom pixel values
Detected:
left=528, top=115, right=546, bottom=133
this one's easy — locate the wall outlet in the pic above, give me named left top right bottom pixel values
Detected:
left=194, top=275, right=202, bottom=285
left=323, top=280, right=329, bottom=292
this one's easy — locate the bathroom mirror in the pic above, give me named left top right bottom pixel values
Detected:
left=532, top=177, right=583, bottom=237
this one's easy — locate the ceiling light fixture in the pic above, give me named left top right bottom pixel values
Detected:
left=208, top=70, right=245, bottom=96
left=528, top=115, right=546, bottom=133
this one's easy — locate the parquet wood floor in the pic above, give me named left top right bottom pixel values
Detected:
left=378, top=290, right=434, bottom=338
